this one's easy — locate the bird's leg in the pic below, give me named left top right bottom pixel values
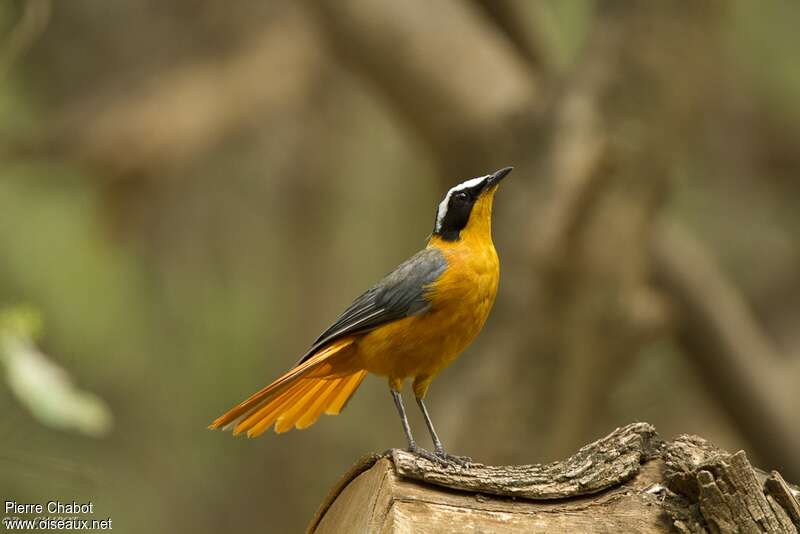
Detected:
left=390, top=389, right=416, bottom=450
left=390, top=389, right=443, bottom=464
left=415, top=396, right=443, bottom=453
left=415, top=396, right=472, bottom=467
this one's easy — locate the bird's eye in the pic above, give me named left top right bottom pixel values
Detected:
left=453, top=192, right=469, bottom=203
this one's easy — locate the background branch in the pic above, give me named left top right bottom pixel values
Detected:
left=471, top=0, right=563, bottom=76
left=653, top=221, right=800, bottom=479
left=0, top=0, right=50, bottom=80
left=312, top=0, right=540, bottom=178
left=53, top=5, right=323, bottom=177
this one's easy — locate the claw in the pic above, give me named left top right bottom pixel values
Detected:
left=408, top=445, right=473, bottom=468
left=435, top=449, right=473, bottom=468
left=389, top=443, right=473, bottom=469
left=408, top=445, right=450, bottom=466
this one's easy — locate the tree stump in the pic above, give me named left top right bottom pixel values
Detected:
left=308, top=423, right=800, bottom=533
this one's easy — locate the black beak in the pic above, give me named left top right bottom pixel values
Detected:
left=487, top=166, right=513, bottom=187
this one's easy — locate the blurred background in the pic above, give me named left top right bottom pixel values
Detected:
left=1, top=0, right=799, bottom=532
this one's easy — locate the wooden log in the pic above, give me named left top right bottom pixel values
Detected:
left=308, top=423, right=800, bottom=533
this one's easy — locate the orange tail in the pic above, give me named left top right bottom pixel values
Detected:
left=208, top=337, right=366, bottom=437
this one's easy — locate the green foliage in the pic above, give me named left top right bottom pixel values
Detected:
left=0, top=306, right=112, bottom=437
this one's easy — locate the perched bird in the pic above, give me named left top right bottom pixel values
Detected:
left=209, top=167, right=512, bottom=464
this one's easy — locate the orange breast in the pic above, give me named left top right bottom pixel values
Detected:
left=354, top=236, right=499, bottom=386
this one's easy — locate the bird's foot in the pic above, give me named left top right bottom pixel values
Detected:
left=407, top=444, right=449, bottom=465
left=406, top=444, right=472, bottom=468
left=434, top=448, right=473, bottom=468
left=387, top=445, right=473, bottom=469
left=383, top=446, right=443, bottom=465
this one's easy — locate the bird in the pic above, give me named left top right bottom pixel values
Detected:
left=209, top=166, right=512, bottom=464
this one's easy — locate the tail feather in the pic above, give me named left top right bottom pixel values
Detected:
left=244, top=373, right=365, bottom=437
left=234, top=378, right=315, bottom=436
left=209, top=337, right=366, bottom=437
left=317, top=375, right=354, bottom=416
left=325, top=371, right=367, bottom=415
left=274, top=380, right=330, bottom=433
left=294, top=379, right=341, bottom=429
left=246, top=380, right=319, bottom=437
left=208, top=337, right=355, bottom=430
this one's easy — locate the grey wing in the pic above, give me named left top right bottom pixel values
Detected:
left=296, top=248, right=447, bottom=365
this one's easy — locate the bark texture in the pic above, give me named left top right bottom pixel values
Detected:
left=309, top=423, right=800, bottom=533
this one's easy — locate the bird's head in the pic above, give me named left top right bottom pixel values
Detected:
left=431, top=167, right=512, bottom=242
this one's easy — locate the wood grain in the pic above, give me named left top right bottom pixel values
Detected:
left=390, top=421, right=662, bottom=499
left=309, top=423, right=799, bottom=533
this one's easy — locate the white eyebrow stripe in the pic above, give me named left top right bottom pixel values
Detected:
left=434, top=175, right=489, bottom=232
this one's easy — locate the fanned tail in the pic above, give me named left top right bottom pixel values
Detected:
left=208, top=337, right=366, bottom=437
